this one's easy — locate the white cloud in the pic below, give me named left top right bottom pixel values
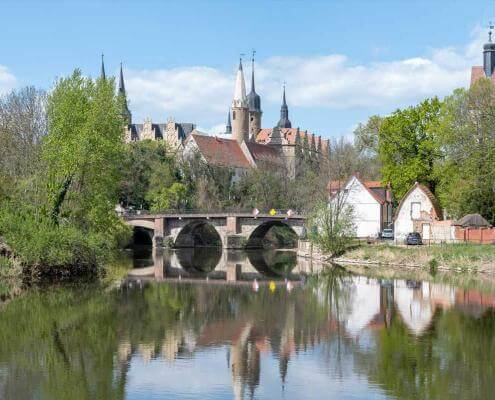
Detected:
left=124, top=25, right=486, bottom=131
left=0, top=65, right=17, bottom=95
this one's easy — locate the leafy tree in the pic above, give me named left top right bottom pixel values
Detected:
left=307, top=199, right=356, bottom=256
left=378, top=98, right=442, bottom=201
left=435, top=79, right=495, bottom=222
left=43, top=69, right=124, bottom=233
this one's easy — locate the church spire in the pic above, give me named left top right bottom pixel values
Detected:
left=100, top=53, right=106, bottom=80
left=226, top=108, right=232, bottom=134
left=277, top=84, right=291, bottom=129
left=233, top=58, right=247, bottom=107
left=119, top=62, right=126, bottom=96
left=118, top=62, right=132, bottom=124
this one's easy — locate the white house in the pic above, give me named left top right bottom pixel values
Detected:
left=328, top=175, right=393, bottom=238
left=393, top=182, right=452, bottom=243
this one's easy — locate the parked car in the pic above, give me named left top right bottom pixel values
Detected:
left=380, top=228, right=394, bottom=240
left=405, top=232, right=423, bottom=245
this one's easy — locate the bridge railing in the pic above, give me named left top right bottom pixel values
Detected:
left=122, top=207, right=307, bottom=217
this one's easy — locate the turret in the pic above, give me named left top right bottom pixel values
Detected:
left=119, top=63, right=132, bottom=125
left=484, top=28, right=495, bottom=77
left=277, top=85, right=291, bottom=129
left=247, top=52, right=262, bottom=139
left=231, top=59, right=249, bottom=143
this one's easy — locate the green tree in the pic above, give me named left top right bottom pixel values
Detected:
left=43, top=69, right=124, bottom=233
left=435, top=79, right=495, bottom=222
left=379, top=98, right=442, bottom=201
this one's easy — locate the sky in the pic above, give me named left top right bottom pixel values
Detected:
left=1, top=0, right=495, bottom=139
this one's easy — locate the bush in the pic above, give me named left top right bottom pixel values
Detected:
left=307, top=200, right=356, bottom=256
left=0, top=202, right=127, bottom=276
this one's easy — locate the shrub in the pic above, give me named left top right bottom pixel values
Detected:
left=0, top=201, right=127, bottom=276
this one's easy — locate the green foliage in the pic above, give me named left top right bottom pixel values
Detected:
left=0, top=201, right=125, bottom=275
left=434, top=79, right=495, bottom=222
left=307, top=200, right=356, bottom=256
left=378, top=98, right=442, bottom=201
left=43, top=69, right=124, bottom=231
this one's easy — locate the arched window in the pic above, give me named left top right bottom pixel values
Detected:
left=233, top=111, right=236, bottom=120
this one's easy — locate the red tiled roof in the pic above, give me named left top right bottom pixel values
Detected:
left=245, top=141, right=282, bottom=165
left=327, top=175, right=388, bottom=205
left=256, top=128, right=330, bottom=153
left=188, top=133, right=251, bottom=169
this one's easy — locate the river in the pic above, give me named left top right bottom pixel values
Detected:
left=1, top=246, right=495, bottom=399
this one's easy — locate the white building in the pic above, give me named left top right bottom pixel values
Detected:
left=393, top=182, right=451, bottom=243
left=328, top=175, right=393, bottom=238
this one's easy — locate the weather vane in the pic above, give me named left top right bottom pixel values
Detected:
left=252, top=49, right=256, bottom=61
left=240, top=53, right=245, bottom=62
left=489, top=21, right=494, bottom=42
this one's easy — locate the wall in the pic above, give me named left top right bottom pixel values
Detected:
left=454, top=227, right=495, bottom=244
left=336, top=177, right=382, bottom=238
left=394, top=186, right=436, bottom=242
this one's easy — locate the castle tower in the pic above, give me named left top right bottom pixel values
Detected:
left=100, top=53, right=106, bottom=80
left=247, top=53, right=262, bottom=140
left=484, top=28, right=495, bottom=77
left=231, top=59, right=249, bottom=143
left=277, top=85, right=292, bottom=128
left=225, top=108, right=232, bottom=134
left=119, top=63, right=132, bottom=125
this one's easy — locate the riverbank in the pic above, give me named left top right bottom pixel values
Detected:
left=332, top=243, right=495, bottom=274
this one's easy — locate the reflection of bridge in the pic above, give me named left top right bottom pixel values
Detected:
left=128, top=248, right=321, bottom=283
left=125, top=212, right=306, bottom=249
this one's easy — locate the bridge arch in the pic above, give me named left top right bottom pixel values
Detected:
left=174, top=220, right=223, bottom=248
left=246, top=220, right=298, bottom=249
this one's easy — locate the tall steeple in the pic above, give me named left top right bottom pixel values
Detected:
left=484, top=23, right=495, bottom=77
left=277, top=84, right=292, bottom=129
left=226, top=108, right=232, bottom=134
left=231, top=58, right=249, bottom=143
left=118, top=62, right=132, bottom=125
left=247, top=51, right=262, bottom=139
left=100, top=53, right=106, bottom=80
left=232, top=58, right=247, bottom=107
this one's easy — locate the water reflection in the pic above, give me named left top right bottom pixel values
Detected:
left=1, top=256, right=495, bottom=399
left=128, top=247, right=308, bottom=283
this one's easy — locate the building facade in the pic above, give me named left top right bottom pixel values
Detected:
left=112, top=56, right=330, bottom=177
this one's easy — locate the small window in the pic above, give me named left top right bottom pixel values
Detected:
left=411, top=202, right=421, bottom=219
left=233, top=111, right=236, bottom=120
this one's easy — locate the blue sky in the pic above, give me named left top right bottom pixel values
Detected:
left=1, top=0, right=494, bottom=138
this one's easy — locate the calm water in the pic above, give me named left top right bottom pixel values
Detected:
left=1, top=248, right=495, bottom=400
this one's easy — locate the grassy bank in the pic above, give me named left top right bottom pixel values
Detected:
left=337, top=243, right=495, bottom=274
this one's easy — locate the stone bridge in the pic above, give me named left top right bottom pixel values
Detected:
left=125, top=212, right=306, bottom=249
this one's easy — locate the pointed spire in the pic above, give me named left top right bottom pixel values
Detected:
left=118, top=62, right=132, bottom=124
left=276, top=83, right=291, bottom=129
left=233, top=58, right=247, bottom=107
left=226, top=108, right=232, bottom=134
left=100, top=53, right=106, bottom=80
left=118, top=62, right=126, bottom=96
left=251, top=51, right=256, bottom=93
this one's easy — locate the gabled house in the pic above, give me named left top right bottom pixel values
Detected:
left=328, top=174, right=393, bottom=238
left=394, top=182, right=450, bottom=242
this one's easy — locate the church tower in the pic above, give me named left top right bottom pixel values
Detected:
left=484, top=28, right=495, bottom=77
left=277, top=85, right=292, bottom=128
left=247, top=53, right=262, bottom=140
left=231, top=59, right=249, bottom=143
left=100, top=53, right=106, bottom=80
left=118, top=62, right=132, bottom=125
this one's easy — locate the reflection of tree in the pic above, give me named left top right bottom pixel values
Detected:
left=3, top=271, right=494, bottom=399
